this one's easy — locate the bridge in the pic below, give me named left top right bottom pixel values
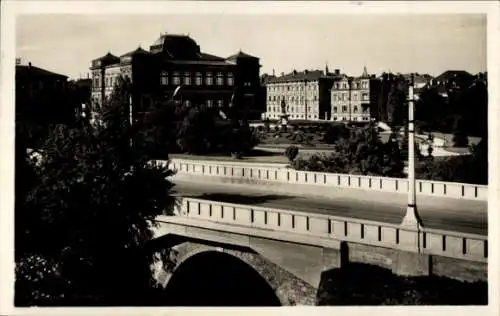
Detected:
left=147, top=158, right=488, bottom=306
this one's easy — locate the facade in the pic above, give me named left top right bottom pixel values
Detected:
left=16, top=61, right=73, bottom=125
left=90, top=33, right=262, bottom=120
left=330, top=67, right=380, bottom=122
left=263, top=68, right=338, bottom=121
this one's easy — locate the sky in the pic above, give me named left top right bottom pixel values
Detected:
left=16, top=14, right=486, bottom=80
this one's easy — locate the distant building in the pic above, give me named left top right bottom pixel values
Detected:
left=330, top=67, right=380, bottom=122
left=68, top=78, right=92, bottom=117
left=401, top=73, right=433, bottom=100
left=16, top=61, right=73, bottom=125
left=90, top=33, right=263, bottom=120
left=263, top=67, right=338, bottom=121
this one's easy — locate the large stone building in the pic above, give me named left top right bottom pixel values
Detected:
left=16, top=60, right=74, bottom=125
left=90, top=33, right=263, bottom=120
left=330, top=67, right=380, bottom=122
left=263, top=68, right=339, bottom=121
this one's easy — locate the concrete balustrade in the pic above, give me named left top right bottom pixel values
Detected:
left=153, top=158, right=488, bottom=201
left=172, top=197, right=487, bottom=263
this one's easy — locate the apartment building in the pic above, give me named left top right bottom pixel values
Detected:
left=330, top=67, right=380, bottom=122
left=263, top=68, right=338, bottom=121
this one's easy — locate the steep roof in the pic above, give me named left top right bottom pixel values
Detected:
left=16, top=64, right=68, bottom=79
left=226, top=50, right=258, bottom=60
left=120, top=46, right=150, bottom=57
left=199, top=52, right=225, bottom=61
left=93, top=52, right=120, bottom=63
left=265, top=70, right=329, bottom=84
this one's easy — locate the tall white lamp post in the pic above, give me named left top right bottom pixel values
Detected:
left=401, top=75, right=423, bottom=230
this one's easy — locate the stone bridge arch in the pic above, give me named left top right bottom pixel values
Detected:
left=151, top=240, right=317, bottom=306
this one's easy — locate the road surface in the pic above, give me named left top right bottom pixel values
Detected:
left=171, top=179, right=487, bottom=236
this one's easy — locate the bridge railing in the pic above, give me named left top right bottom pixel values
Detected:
left=153, top=158, right=488, bottom=201
left=169, top=197, right=487, bottom=263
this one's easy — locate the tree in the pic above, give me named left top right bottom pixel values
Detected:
left=176, top=105, right=217, bottom=154
left=386, top=75, right=407, bottom=127
left=284, top=145, right=299, bottom=163
left=322, top=124, right=350, bottom=144
left=452, top=116, right=469, bottom=147
left=15, top=76, right=177, bottom=306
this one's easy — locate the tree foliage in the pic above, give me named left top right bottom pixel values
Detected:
left=416, top=136, right=487, bottom=185
left=15, top=76, right=177, bottom=306
left=452, top=116, right=469, bottom=147
left=292, top=123, right=404, bottom=177
left=144, top=97, right=257, bottom=157
left=284, top=145, right=299, bottom=163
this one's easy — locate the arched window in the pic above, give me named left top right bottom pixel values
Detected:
left=195, top=72, right=202, bottom=85
left=184, top=72, right=191, bottom=85
left=205, top=72, right=213, bottom=86
left=160, top=71, right=168, bottom=85
left=172, top=72, right=180, bottom=85
left=216, top=72, right=224, bottom=86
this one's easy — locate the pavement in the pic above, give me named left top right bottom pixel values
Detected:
left=170, top=178, right=487, bottom=236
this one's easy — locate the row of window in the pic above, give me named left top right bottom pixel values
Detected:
left=268, top=95, right=318, bottom=102
left=268, top=106, right=313, bottom=113
left=268, top=84, right=318, bottom=92
left=332, top=116, right=370, bottom=121
left=266, top=81, right=369, bottom=92
left=332, top=106, right=368, bottom=113
left=266, top=105, right=368, bottom=114
left=334, top=81, right=369, bottom=89
left=265, top=113, right=320, bottom=120
left=160, top=71, right=234, bottom=87
left=332, top=92, right=369, bottom=101
left=264, top=113, right=370, bottom=121
left=93, top=76, right=120, bottom=88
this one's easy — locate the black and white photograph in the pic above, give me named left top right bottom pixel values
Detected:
left=1, top=0, right=499, bottom=313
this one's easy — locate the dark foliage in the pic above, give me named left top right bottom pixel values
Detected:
left=452, top=116, right=469, bottom=147
left=15, top=76, right=177, bottom=306
left=284, top=145, right=299, bottom=163
left=293, top=123, right=404, bottom=177
left=416, top=136, right=487, bottom=185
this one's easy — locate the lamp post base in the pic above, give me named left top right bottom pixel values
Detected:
left=401, top=205, right=423, bottom=229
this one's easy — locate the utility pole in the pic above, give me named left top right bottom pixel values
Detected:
left=401, top=74, right=423, bottom=231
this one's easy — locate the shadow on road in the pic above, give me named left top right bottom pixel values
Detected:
left=178, top=192, right=290, bottom=205
left=316, top=262, right=487, bottom=305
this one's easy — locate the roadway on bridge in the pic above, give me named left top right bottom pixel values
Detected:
left=171, top=179, right=487, bottom=236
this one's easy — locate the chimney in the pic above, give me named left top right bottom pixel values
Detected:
left=335, top=69, right=340, bottom=76
left=293, top=69, right=297, bottom=75
left=28, top=62, right=32, bottom=68
left=15, top=57, right=21, bottom=65
left=304, top=70, right=309, bottom=74
left=281, top=72, right=285, bottom=77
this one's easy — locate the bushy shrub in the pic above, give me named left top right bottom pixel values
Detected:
left=284, top=145, right=299, bottom=163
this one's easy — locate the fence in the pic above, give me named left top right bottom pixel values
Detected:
left=153, top=158, right=488, bottom=201
left=169, top=197, right=487, bottom=263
